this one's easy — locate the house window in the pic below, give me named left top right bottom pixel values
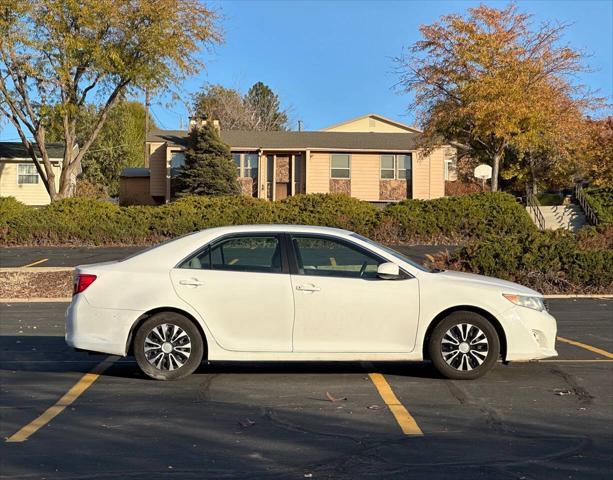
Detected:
left=380, top=154, right=412, bottom=180
left=380, top=155, right=395, bottom=179
left=244, top=153, right=259, bottom=179
left=170, top=151, right=185, bottom=169
left=17, top=164, right=39, bottom=184
left=444, top=150, right=457, bottom=181
left=233, top=153, right=259, bottom=179
left=331, top=154, right=350, bottom=179
left=232, top=153, right=241, bottom=176
left=398, top=154, right=412, bottom=180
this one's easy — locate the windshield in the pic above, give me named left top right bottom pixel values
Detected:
left=350, top=233, right=432, bottom=272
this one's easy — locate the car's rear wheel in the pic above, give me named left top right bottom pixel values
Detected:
left=428, top=311, right=500, bottom=380
left=134, top=312, right=204, bottom=380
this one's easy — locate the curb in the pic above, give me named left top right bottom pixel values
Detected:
left=0, top=267, right=74, bottom=273
left=0, top=297, right=72, bottom=303
left=543, top=294, right=613, bottom=299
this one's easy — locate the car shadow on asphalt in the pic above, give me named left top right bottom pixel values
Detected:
left=0, top=335, right=444, bottom=380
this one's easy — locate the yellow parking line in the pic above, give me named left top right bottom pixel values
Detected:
left=557, top=336, right=613, bottom=359
left=20, top=258, right=48, bottom=268
left=6, top=356, right=115, bottom=443
left=538, top=359, right=613, bottom=363
left=368, top=373, right=423, bottom=436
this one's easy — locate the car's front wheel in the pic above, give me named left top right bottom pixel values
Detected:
left=134, top=312, right=204, bottom=380
left=428, top=311, right=500, bottom=380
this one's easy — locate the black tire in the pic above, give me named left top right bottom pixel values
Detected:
left=134, top=312, right=204, bottom=381
left=428, top=311, right=500, bottom=380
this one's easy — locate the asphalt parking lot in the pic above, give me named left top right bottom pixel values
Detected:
left=0, top=299, right=611, bottom=479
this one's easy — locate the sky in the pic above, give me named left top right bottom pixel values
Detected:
left=1, top=0, right=612, bottom=139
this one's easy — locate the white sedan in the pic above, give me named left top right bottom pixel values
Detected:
left=66, top=225, right=557, bottom=380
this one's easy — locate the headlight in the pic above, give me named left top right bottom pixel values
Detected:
left=503, top=293, right=546, bottom=312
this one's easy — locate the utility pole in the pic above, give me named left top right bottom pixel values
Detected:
left=144, top=88, right=150, bottom=167
left=297, top=120, right=303, bottom=132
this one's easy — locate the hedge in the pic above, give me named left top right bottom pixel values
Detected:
left=376, top=192, right=536, bottom=243
left=441, top=230, right=613, bottom=294
left=584, top=187, right=613, bottom=225
left=0, top=192, right=535, bottom=246
left=2, top=193, right=610, bottom=293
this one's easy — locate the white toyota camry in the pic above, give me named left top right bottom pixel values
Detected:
left=66, top=225, right=557, bottom=380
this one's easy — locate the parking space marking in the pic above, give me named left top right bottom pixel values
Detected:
left=368, top=373, right=423, bottom=436
left=538, top=359, right=613, bottom=363
left=557, top=336, right=613, bottom=359
left=19, top=258, right=48, bottom=268
left=5, top=356, right=116, bottom=443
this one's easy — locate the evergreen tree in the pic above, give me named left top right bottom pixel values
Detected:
left=175, top=122, right=240, bottom=196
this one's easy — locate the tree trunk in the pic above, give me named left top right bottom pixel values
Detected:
left=529, top=156, right=538, bottom=195
left=491, top=153, right=501, bottom=192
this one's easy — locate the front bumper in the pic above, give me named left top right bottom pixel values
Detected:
left=65, top=295, right=142, bottom=356
left=501, top=305, right=558, bottom=361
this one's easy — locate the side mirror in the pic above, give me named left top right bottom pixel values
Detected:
left=377, top=262, right=400, bottom=280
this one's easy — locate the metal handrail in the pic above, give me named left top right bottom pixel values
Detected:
left=526, top=187, right=546, bottom=230
left=575, top=184, right=599, bottom=226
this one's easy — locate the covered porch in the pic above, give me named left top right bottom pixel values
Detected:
left=234, top=150, right=307, bottom=200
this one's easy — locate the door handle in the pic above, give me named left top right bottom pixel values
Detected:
left=295, top=284, right=320, bottom=292
left=179, top=278, right=204, bottom=287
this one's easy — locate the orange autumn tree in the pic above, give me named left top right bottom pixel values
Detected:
left=397, top=3, right=601, bottom=191
left=575, top=117, right=613, bottom=187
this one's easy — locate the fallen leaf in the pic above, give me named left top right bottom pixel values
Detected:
left=325, top=392, right=347, bottom=402
left=238, top=418, right=256, bottom=429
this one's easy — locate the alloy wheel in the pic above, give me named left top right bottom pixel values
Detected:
left=441, top=323, right=489, bottom=371
left=144, top=323, right=192, bottom=371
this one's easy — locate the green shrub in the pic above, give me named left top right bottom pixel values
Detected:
left=273, top=194, right=380, bottom=235
left=537, top=193, right=563, bottom=206
left=0, top=192, right=537, bottom=246
left=445, top=230, right=613, bottom=293
left=0, top=197, right=30, bottom=219
left=149, top=196, right=274, bottom=238
left=584, top=187, right=613, bottom=224
left=377, top=192, right=535, bottom=243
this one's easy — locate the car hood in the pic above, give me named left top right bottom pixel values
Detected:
left=434, top=270, right=541, bottom=296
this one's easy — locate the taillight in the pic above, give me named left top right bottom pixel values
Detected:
left=73, top=274, right=97, bottom=295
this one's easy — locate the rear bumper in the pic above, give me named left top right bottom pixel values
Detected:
left=501, top=305, right=558, bottom=361
left=65, top=295, right=142, bottom=356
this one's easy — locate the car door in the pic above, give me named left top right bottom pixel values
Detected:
left=289, top=234, right=420, bottom=353
left=170, top=234, right=294, bottom=352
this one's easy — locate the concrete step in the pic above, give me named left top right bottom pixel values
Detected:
left=526, top=204, right=587, bottom=232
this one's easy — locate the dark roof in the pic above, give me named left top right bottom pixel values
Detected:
left=120, top=167, right=150, bottom=178
left=147, top=129, right=423, bottom=151
left=0, top=142, right=65, bottom=159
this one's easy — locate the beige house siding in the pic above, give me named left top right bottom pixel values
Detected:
left=119, top=177, right=156, bottom=206
left=0, top=160, right=61, bottom=205
left=411, top=148, right=446, bottom=200
left=411, top=150, right=431, bottom=200
left=350, top=154, right=380, bottom=201
left=306, top=153, right=330, bottom=194
left=324, top=117, right=411, bottom=133
left=148, top=142, right=167, bottom=197
left=322, top=114, right=419, bottom=133
left=429, top=147, right=446, bottom=199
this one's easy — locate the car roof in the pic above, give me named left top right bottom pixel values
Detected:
left=190, top=224, right=352, bottom=237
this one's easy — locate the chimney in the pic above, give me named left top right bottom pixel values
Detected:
left=188, top=116, right=220, bottom=132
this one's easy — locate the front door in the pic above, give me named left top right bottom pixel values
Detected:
left=275, top=155, right=290, bottom=200
left=170, top=234, right=294, bottom=352
left=289, top=235, right=420, bottom=353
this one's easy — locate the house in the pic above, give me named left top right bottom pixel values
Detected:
left=120, top=114, right=457, bottom=205
left=0, top=142, right=64, bottom=205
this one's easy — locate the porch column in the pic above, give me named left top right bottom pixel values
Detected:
left=304, top=149, right=310, bottom=195
left=258, top=149, right=266, bottom=199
